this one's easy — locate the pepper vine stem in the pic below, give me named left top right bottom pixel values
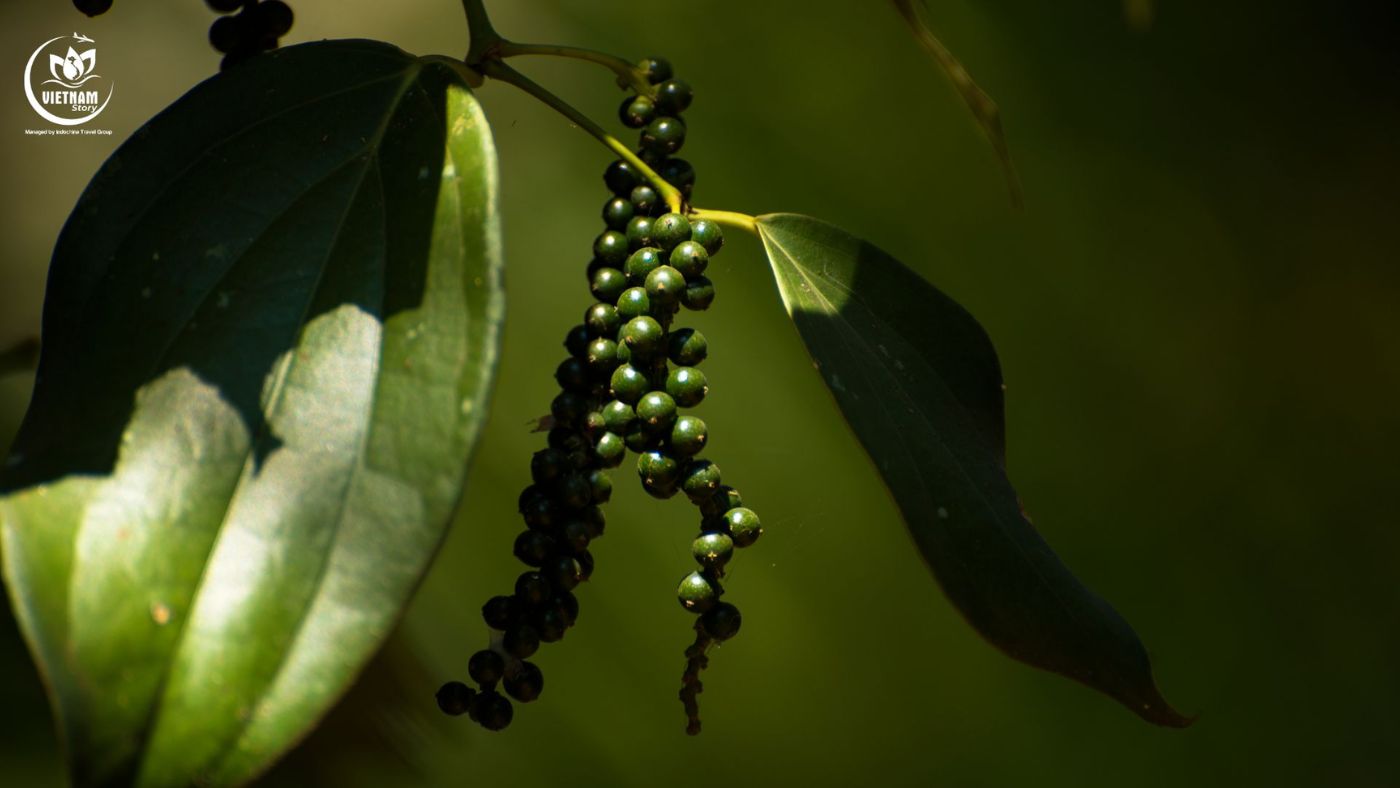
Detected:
left=475, top=59, right=684, bottom=214
left=688, top=209, right=758, bottom=235
left=497, top=43, right=654, bottom=97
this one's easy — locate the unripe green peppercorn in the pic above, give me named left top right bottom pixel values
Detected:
left=637, top=390, right=678, bottom=430
left=724, top=507, right=763, bottom=547
left=436, top=681, right=475, bottom=716
left=610, top=364, right=649, bottom=403
left=625, top=247, right=664, bottom=283
left=585, top=337, right=621, bottom=375
left=504, top=661, right=545, bottom=703
left=700, top=485, right=743, bottom=518
left=681, top=459, right=722, bottom=502
left=595, top=431, right=626, bottom=467
left=681, top=275, right=716, bottom=310
left=670, top=415, right=709, bottom=456
left=669, top=241, right=708, bottom=278
left=692, top=532, right=734, bottom=571
left=655, top=78, right=694, bottom=115
left=700, top=602, right=743, bottom=641
left=652, top=213, right=693, bottom=250
left=619, top=94, right=656, bottom=129
left=630, top=184, right=661, bottom=215
left=603, top=197, right=635, bottom=231
left=468, top=649, right=505, bottom=684
left=590, top=265, right=628, bottom=305
left=690, top=219, right=724, bottom=254
left=645, top=265, right=687, bottom=307
left=641, top=116, right=687, bottom=155
left=659, top=158, right=696, bottom=198
left=665, top=366, right=708, bottom=407
left=668, top=328, right=708, bottom=366
left=626, top=215, right=655, bottom=249
left=637, top=449, right=682, bottom=488
left=642, top=475, right=682, bottom=499
left=594, top=230, right=629, bottom=266
left=620, top=316, right=666, bottom=358
left=677, top=570, right=721, bottom=614
left=615, top=287, right=651, bottom=320
left=585, top=302, right=621, bottom=338
left=624, top=424, right=660, bottom=453
left=601, top=399, right=636, bottom=433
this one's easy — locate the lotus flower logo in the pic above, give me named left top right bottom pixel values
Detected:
left=24, top=33, right=114, bottom=127
left=48, top=46, right=99, bottom=87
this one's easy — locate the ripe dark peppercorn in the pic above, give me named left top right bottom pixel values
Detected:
left=472, top=690, right=514, bottom=731
left=700, top=602, right=743, bottom=641
left=468, top=649, right=505, bottom=684
left=554, top=357, right=591, bottom=393
left=555, top=473, right=593, bottom=510
left=504, top=625, right=541, bottom=659
left=209, top=15, right=249, bottom=54
left=561, top=520, right=592, bottom=554
left=74, top=0, right=115, bottom=15
left=550, top=391, right=588, bottom=427
left=530, top=448, right=569, bottom=485
left=604, top=159, right=641, bottom=195
left=555, top=590, right=580, bottom=625
left=564, top=324, right=590, bottom=358
left=659, top=158, right=696, bottom=197
left=205, top=0, right=242, bottom=12
left=252, top=0, right=295, bottom=37
left=436, top=681, right=475, bottom=716
left=513, top=530, right=556, bottom=567
left=482, top=595, right=517, bottom=630
left=546, top=554, right=584, bottom=591
left=515, top=571, right=552, bottom=606
left=504, top=661, right=545, bottom=702
left=588, top=468, right=613, bottom=503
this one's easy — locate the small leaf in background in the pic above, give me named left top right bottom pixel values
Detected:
left=0, top=39, right=505, bottom=787
left=756, top=213, right=1188, bottom=727
left=891, top=0, right=1023, bottom=206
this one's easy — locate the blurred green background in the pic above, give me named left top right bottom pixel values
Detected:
left=3, top=0, right=1398, bottom=785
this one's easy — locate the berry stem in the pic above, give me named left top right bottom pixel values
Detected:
left=477, top=59, right=684, bottom=213
left=498, top=42, right=654, bottom=96
left=687, top=208, right=757, bottom=235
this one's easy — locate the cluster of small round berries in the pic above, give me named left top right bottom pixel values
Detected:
left=205, top=0, right=294, bottom=71
left=438, top=56, right=762, bottom=735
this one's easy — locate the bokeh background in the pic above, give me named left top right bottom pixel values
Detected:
left=2, top=1, right=1398, bottom=785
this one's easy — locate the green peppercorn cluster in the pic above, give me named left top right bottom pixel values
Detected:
left=438, top=55, right=762, bottom=734
left=205, top=0, right=294, bottom=71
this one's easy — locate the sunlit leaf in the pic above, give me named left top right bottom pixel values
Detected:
left=0, top=39, right=505, bottom=787
left=756, top=213, right=1187, bottom=727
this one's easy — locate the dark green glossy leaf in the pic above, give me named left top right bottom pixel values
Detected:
left=756, top=213, right=1187, bottom=727
left=0, top=40, right=505, bottom=786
